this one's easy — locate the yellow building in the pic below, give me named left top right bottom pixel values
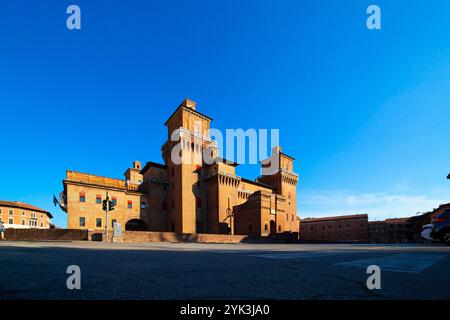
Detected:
left=0, top=200, right=53, bottom=229
left=61, top=99, right=300, bottom=237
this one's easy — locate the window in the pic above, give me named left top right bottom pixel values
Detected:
left=79, top=192, right=86, bottom=202
left=9, top=218, right=13, bottom=224
left=79, top=217, right=85, bottom=227
left=278, top=226, right=281, bottom=232
left=194, top=123, right=200, bottom=136
left=40, top=222, right=44, bottom=228
left=22, top=211, right=26, bottom=216
left=264, top=224, right=268, bottom=231
left=96, top=195, right=102, bottom=204
left=291, top=215, right=294, bottom=221
left=22, top=220, right=25, bottom=225
left=127, top=200, right=133, bottom=209
left=40, top=214, right=43, bottom=219
left=196, top=197, right=202, bottom=208
left=96, top=218, right=102, bottom=228
left=9, top=210, right=13, bottom=215
left=140, top=202, right=146, bottom=209
left=31, top=213, right=36, bottom=218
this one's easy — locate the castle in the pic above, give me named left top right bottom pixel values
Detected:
left=61, top=99, right=300, bottom=237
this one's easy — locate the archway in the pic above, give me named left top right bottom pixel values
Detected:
left=125, top=219, right=147, bottom=231
left=270, top=220, right=276, bottom=234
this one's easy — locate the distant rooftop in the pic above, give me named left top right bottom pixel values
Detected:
left=140, top=161, right=167, bottom=175
left=301, top=214, right=368, bottom=222
left=0, top=200, right=52, bottom=218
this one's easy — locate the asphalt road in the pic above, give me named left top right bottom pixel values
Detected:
left=1, top=241, right=449, bottom=300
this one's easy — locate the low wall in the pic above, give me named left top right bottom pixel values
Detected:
left=87, top=230, right=251, bottom=243
left=2, top=229, right=298, bottom=244
left=3, top=229, right=89, bottom=241
left=122, top=231, right=249, bottom=243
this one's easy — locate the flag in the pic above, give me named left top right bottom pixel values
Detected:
left=53, top=194, right=59, bottom=206
left=53, top=194, right=67, bottom=213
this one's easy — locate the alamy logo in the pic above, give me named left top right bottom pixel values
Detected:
left=366, top=265, right=381, bottom=290
left=169, top=121, right=280, bottom=175
left=66, top=265, right=81, bottom=290
left=66, top=5, right=81, bottom=30
left=366, top=5, right=381, bottom=30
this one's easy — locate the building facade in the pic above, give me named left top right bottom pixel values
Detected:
left=0, top=200, right=53, bottom=229
left=299, top=214, right=368, bottom=242
left=368, top=218, right=410, bottom=243
left=61, top=99, right=300, bottom=237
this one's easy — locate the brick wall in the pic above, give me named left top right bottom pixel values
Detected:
left=3, top=228, right=89, bottom=241
left=300, top=214, right=369, bottom=242
left=2, top=228, right=297, bottom=244
left=121, top=231, right=249, bottom=243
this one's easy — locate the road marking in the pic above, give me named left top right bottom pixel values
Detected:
left=334, top=253, right=448, bottom=273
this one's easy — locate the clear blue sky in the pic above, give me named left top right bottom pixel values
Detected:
left=1, top=0, right=449, bottom=227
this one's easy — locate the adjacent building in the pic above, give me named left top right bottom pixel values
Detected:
left=368, top=218, right=410, bottom=243
left=299, top=214, right=368, bottom=242
left=0, top=200, right=53, bottom=229
left=61, top=98, right=300, bottom=237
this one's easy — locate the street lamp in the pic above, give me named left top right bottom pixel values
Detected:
left=225, top=207, right=233, bottom=235
left=223, top=196, right=234, bottom=235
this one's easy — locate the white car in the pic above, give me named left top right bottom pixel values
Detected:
left=421, top=224, right=433, bottom=241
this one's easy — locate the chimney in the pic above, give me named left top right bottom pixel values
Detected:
left=180, top=98, right=197, bottom=110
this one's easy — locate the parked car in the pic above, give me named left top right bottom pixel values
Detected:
left=421, top=224, right=433, bottom=241
left=430, top=209, right=450, bottom=244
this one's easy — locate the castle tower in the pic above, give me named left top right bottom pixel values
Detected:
left=124, top=161, right=143, bottom=190
left=258, top=146, right=299, bottom=232
left=162, top=99, right=216, bottom=233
